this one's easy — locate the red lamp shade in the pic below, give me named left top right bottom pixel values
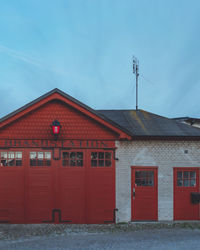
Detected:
left=51, top=120, right=61, bottom=135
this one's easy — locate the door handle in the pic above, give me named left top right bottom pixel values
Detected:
left=133, top=188, right=135, bottom=199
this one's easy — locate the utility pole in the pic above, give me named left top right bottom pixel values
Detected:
left=133, top=56, right=139, bottom=110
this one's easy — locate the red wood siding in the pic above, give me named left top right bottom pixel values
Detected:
left=0, top=100, right=117, bottom=140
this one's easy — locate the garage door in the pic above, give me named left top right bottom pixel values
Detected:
left=174, top=168, right=200, bottom=220
left=57, top=149, right=115, bottom=224
left=131, top=167, right=158, bottom=221
left=0, top=150, right=24, bottom=223
left=0, top=148, right=115, bottom=224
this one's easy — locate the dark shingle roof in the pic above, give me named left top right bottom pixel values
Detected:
left=97, top=109, right=200, bottom=137
left=1, top=88, right=200, bottom=139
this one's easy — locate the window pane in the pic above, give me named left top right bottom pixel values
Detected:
left=77, top=160, right=83, bottom=166
left=135, top=178, right=142, bottom=186
left=38, top=160, right=43, bottom=166
left=16, top=160, right=22, bottom=166
left=135, top=171, right=142, bottom=178
left=105, top=160, right=111, bottom=167
left=98, top=152, right=104, bottom=159
left=70, top=159, right=76, bottom=166
left=30, top=159, right=36, bottom=166
left=1, top=160, right=7, bottom=166
left=63, top=152, right=69, bottom=159
left=190, top=179, right=196, bottom=187
left=46, top=160, right=51, bottom=166
left=30, top=152, right=37, bottom=159
left=8, top=159, right=15, bottom=166
left=190, top=171, right=196, bottom=178
left=91, top=152, right=97, bottom=159
left=91, top=160, right=97, bottom=167
left=141, top=171, right=147, bottom=178
left=45, top=152, right=51, bottom=159
left=148, top=179, right=154, bottom=186
left=183, top=171, right=189, bottom=178
left=77, top=152, right=83, bottom=159
left=148, top=171, right=154, bottom=178
left=105, top=152, right=111, bottom=159
left=8, top=152, right=14, bottom=159
left=98, top=160, right=104, bottom=167
left=177, top=179, right=183, bottom=186
left=16, top=152, right=22, bottom=159
left=1, top=152, right=7, bottom=158
left=183, top=179, right=189, bottom=187
left=70, top=152, right=76, bottom=159
left=62, top=159, right=69, bottom=166
left=38, top=152, right=44, bottom=159
left=177, top=171, right=182, bottom=178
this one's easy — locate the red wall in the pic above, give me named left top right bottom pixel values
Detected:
left=0, top=100, right=118, bottom=140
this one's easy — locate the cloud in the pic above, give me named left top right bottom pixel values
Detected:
left=0, top=44, right=42, bottom=67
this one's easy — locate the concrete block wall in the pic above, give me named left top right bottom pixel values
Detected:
left=115, top=140, right=200, bottom=222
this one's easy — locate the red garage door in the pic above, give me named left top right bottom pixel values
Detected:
left=26, top=150, right=54, bottom=223
left=174, top=168, right=200, bottom=220
left=57, top=149, right=115, bottom=224
left=0, top=150, right=25, bottom=223
left=131, top=167, right=158, bottom=221
left=0, top=148, right=115, bottom=224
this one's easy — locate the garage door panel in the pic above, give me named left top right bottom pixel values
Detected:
left=58, top=151, right=86, bottom=223
left=26, top=150, right=54, bottom=223
left=0, top=152, right=25, bottom=223
left=87, top=150, right=115, bottom=224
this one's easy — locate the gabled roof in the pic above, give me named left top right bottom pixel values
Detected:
left=1, top=88, right=200, bottom=140
left=97, top=109, right=200, bottom=138
left=0, top=88, right=132, bottom=140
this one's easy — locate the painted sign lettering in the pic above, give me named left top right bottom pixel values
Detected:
left=0, top=139, right=113, bottom=149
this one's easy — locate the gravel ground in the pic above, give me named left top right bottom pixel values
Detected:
left=0, top=222, right=200, bottom=249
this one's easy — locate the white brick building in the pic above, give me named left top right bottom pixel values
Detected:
left=115, top=140, right=200, bottom=222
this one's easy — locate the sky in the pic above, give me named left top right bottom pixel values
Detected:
left=0, top=0, right=200, bottom=119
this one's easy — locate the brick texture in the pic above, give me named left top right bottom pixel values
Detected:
left=115, top=140, right=200, bottom=222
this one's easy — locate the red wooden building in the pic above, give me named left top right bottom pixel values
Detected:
left=0, top=89, right=131, bottom=223
left=1, top=88, right=200, bottom=223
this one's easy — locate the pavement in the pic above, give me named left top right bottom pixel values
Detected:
left=0, top=222, right=200, bottom=250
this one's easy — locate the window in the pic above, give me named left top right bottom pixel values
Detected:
left=62, top=151, right=83, bottom=167
left=30, top=152, right=51, bottom=166
left=177, top=171, right=196, bottom=187
left=0, top=151, right=22, bottom=166
left=91, top=152, right=112, bottom=167
left=135, top=170, right=154, bottom=186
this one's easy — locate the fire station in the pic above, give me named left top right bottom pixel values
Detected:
left=0, top=88, right=200, bottom=223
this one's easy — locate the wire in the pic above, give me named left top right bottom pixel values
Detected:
left=140, top=74, right=156, bottom=85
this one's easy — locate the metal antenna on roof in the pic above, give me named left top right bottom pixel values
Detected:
left=133, top=56, right=139, bottom=110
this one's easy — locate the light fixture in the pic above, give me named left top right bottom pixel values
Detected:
left=51, top=120, right=61, bottom=137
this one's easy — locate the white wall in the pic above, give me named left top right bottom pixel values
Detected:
left=115, top=140, right=200, bottom=222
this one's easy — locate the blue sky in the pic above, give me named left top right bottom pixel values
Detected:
left=0, top=0, right=199, bottom=118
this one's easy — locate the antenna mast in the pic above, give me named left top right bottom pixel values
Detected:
left=133, top=56, right=139, bottom=110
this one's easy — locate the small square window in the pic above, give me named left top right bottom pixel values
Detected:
left=45, top=152, right=51, bottom=159
left=30, top=152, right=37, bottom=159
left=1, top=152, right=7, bottom=159
left=8, top=152, right=15, bottom=159
left=38, top=152, right=44, bottom=159
left=177, top=171, right=182, bottom=178
left=16, top=152, right=22, bottom=159
left=183, top=171, right=189, bottom=178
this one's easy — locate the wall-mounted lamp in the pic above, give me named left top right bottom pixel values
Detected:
left=51, top=120, right=61, bottom=138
